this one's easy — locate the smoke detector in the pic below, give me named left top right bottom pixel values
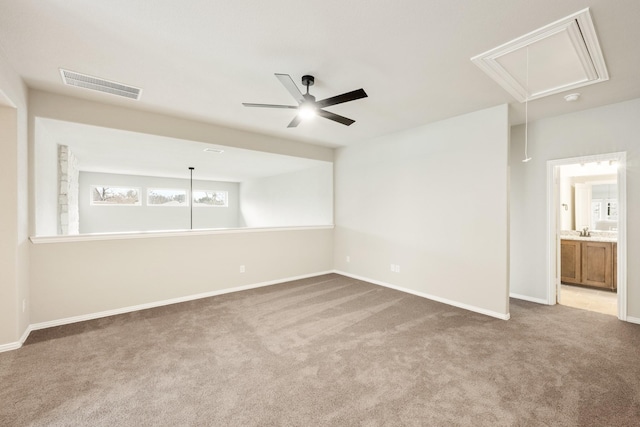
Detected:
left=60, top=69, right=142, bottom=100
left=203, top=148, right=224, bottom=154
left=564, top=93, right=580, bottom=102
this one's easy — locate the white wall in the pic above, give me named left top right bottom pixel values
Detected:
left=33, top=119, right=58, bottom=236
left=559, top=175, right=573, bottom=230
left=334, top=104, right=510, bottom=318
left=239, top=163, right=333, bottom=227
left=0, top=50, right=29, bottom=349
left=510, top=97, right=640, bottom=319
left=30, top=228, right=333, bottom=324
left=79, top=172, right=240, bottom=233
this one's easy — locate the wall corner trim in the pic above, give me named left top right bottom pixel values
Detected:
left=0, top=326, right=33, bottom=353
left=509, top=293, right=549, bottom=305
left=626, top=316, right=640, bottom=325
left=334, top=270, right=510, bottom=320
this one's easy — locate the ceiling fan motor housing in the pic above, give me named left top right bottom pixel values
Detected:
left=301, top=75, right=315, bottom=87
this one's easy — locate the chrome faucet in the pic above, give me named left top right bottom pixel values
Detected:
left=580, top=227, right=591, bottom=237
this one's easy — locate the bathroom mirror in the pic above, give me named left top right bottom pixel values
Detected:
left=559, top=162, right=620, bottom=233
left=573, top=180, right=617, bottom=231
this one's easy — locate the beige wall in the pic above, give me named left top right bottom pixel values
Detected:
left=14, top=77, right=639, bottom=348
left=28, top=90, right=334, bottom=235
left=0, top=51, right=29, bottom=348
left=510, top=97, right=640, bottom=319
left=30, top=228, right=333, bottom=324
left=25, top=92, right=511, bottom=332
left=24, top=89, right=336, bottom=330
left=333, top=104, right=510, bottom=318
left=13, top=84, right=639, bottom=352
left=0, top=106, right=19, bottom=345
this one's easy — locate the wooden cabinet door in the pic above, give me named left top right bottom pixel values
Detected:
left=582, top=241, right=613, bottom=289
left=613, top=243, right=617, bottom=290
left=561, top=240, right=581, bottom=284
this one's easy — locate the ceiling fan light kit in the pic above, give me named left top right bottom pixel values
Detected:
left=242, top=73, right=367, bottom=128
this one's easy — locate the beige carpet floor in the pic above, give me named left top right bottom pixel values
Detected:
left=1, top=273, right=639, bottom=426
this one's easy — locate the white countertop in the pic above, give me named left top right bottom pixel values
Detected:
left=561, top=235, right=617, bottom=243
left=561, top=230, right=617, bottom=243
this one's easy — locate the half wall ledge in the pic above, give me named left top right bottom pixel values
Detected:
left=29, top=225, right=335, bottom=244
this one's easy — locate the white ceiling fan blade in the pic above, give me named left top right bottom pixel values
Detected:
left=275, top=73, right=305, bottom=105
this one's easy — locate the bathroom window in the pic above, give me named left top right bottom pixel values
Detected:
left=90, top=186, right=141, bottom=206
left=606, top=201, right=618, bottom=221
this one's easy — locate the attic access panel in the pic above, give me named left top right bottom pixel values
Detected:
left=471, top=8, right=608, bottom=102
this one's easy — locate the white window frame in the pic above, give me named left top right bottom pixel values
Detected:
left=90, top=185, right=142, bottom=206
left=146, top=188, right=189, bottom=207
left=192, top=190, right=229, bottom=207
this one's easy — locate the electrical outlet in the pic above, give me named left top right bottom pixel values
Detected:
left=396, top=265, right=401, bottom=273
left=240, top=265, right=245, bottom=273
left=346, top=255, right=350, bottom=263
left=390, top=264, right=395, bottom=272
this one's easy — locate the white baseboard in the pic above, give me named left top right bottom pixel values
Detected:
left=627, top=316, right=640, bottom=325
left=509, top=293, right=549, bottom=305
left=19, top=325, right=32, bottom=344
left=334, top=270, right=510, bottom=320
left=0, top=341, right=22, bottom=352
left=0, top=325, right=33, bottom=353
left=3, top=271, right=333, bottom=352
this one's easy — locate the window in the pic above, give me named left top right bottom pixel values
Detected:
left=147, top=188, right=188, bottom=206
left=193, top=190, right=228, bottom=207
left=91, top=186, right=141, bottom=206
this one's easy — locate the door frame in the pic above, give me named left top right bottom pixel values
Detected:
left=546, top=152, right=627, bottom=320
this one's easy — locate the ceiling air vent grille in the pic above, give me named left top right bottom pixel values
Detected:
left=59, top=69, right=142, bottom=100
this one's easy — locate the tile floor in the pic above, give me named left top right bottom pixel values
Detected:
left=559, top=283, right=617, bottom=316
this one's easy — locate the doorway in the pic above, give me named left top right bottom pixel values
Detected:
left=547, top=152, right=627, bottom=319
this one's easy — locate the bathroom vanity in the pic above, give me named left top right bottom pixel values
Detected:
left=560, top=236, right=617, bottom=290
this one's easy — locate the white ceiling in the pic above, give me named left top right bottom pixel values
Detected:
left=2, top=0, right=640, bottom=148
left=38, top=118, right=328, bottom=182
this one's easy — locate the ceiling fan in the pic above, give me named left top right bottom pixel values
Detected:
left=242, top=74, right=368, bottom=128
